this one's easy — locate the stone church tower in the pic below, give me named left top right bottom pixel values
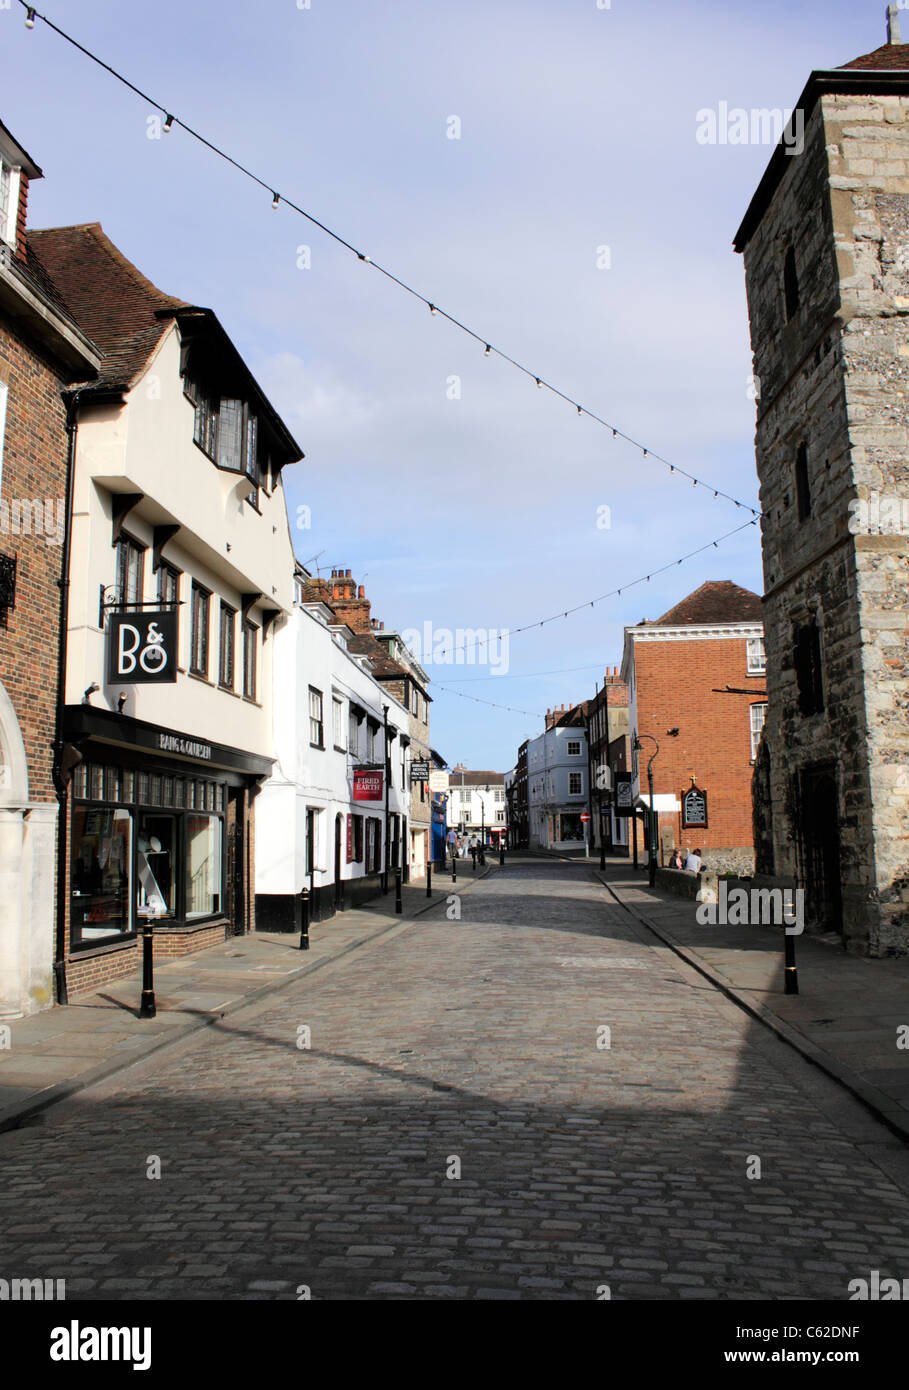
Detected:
left=735, top=9, right=909, bottom=955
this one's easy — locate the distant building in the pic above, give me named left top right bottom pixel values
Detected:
left=585, top=668, right=630, bottom=858
left=526, top=706, right=590, bottom=853
left=329, top=570, right=434, bottom=882
left=447, top=766, right=507, bottom=844
left=621, top=581, right=765, bottom=874
left=734, top=15, right=909, bottom=953
left=256, top=565, right=410, bottom=927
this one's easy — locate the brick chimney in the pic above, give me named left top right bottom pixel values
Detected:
left=328, top=568, right=372, bottom=634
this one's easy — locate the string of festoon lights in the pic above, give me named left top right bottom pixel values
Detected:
left=431, top=515, right=759, bottom=710
left=16, top=0, right=762, bottom=517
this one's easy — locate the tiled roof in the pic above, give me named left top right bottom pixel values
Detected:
left=552, top=702, right=590, bottom=728
left=346, top=633, right=410, bottom=680
left=840, top=44, right=909, bottom=70
left=27, top=223, right=188, bottom=388
left=652, top=580, right=762, bottom=627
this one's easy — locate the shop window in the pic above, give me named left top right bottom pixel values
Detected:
left=219, top=602, right=236, bottom=689
left=137, top=814, right=177, bottom=920
left=185, top=814, right=222, bottom=919
left=71, top=806, right=133, bottom=947
left=191, top=582, right=210, bottom=676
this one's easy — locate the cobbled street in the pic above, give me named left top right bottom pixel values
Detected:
left=4, top=858, right=909, bottom=1301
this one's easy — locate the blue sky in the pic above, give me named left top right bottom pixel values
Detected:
left=2, top=0, right=884, bottom=767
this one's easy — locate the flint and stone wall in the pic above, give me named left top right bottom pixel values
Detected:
left=741, top=93, right=909, bottom=955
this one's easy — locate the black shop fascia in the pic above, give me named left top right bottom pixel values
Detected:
left=63, top=704, right=272, bottom=953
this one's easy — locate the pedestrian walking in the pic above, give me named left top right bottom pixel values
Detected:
left=446, top=826, right=457, bottom=868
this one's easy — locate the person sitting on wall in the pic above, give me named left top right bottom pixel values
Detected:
left=668, top=849, right=684, bottom=871
left=684, top=847, right=702, bottom=874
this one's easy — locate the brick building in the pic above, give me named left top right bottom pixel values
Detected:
left=621, top=581, right=766, bottom=874
left=735, top=14, right=909, bottom=953
left=0, top=122, right=100, bottom=1014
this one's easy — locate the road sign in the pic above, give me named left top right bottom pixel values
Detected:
left=580, top=812, right=590, bottom=822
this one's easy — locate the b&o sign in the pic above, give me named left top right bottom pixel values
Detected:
left=107, top=611, right=178, bottom=684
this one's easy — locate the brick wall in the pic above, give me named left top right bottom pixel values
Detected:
left=0, top=317, right=68, bottom=803
left=634, top=637, right=762, bottom=853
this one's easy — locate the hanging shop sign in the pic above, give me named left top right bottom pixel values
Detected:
left=410, top=760, right=430, bottom=782
left=614, top=773, right=633, bottom=818
left=107, top=610, right=178, bottom=684
left=353, top=768, right=384, bottom=802
left=682, top=785, right=708, bottom=830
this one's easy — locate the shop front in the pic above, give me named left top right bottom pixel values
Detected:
left=62, top=705, right=272, bottom=996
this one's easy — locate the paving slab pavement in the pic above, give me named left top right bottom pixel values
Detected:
left=598, top=859, right=909, bottom=1144
left=0, top=864, right=491, bottom=1133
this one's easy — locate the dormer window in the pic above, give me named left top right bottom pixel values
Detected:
left=0, top=158, right=20, bottom=248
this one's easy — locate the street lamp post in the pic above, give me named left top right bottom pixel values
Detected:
left=633, top=734, right=660, bottom=888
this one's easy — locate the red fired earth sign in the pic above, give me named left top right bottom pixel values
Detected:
left=353, top=769, right=384, bottom=802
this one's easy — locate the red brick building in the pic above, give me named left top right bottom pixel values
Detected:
left=0, top=120, right=101, bottom=1013
left=620, top=581, right=766, bottom=874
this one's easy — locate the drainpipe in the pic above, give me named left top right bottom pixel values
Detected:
left=52, top=389, right=82, bottom=1006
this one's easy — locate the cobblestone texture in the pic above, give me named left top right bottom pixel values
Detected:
left=2, top=859, right=909, bottom=1300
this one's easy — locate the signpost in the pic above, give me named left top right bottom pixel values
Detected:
left=353, top=768, right=384, bottom=802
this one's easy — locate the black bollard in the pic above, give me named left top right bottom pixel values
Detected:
left=499, top=846, right=505, bottom=867
left=451, top=854, right=457, bottom=883
left=299, top=886, right=310, bottom=951
left=139, top=919, right=156, bottom=1019
left=395, top=867, right=403, bottom=914
left=784, top=927, right=799, bottom=995
left=599, top=842, right=606, bottom=871
left=426, top=862, right=432, bottom=898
